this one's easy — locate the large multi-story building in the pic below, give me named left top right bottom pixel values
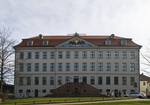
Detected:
left=14, top=33, right=141, bottom=98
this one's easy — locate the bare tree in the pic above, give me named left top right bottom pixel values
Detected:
left=141, top=50, right=150, bottom=76
left=141, top=53, right=150, bottom=66
left=0, top=26, right=15, bottom=96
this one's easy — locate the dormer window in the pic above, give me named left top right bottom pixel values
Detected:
left=43, top=40, right=49, bottom=46
left=121, top=39, right=127, bottom=46
left=27, top=41, right=33, bottom=46
left=105, top=39, right=112, bottom=45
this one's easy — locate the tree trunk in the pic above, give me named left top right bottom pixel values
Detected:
left=0, top=59, right=4, bottom=102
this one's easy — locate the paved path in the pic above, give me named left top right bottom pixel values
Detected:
left=38, top=98, right=150, bottom=105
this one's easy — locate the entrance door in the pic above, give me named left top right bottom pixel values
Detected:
left=34, top=89, right=38, bottom=97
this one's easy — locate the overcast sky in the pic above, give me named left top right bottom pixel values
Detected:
left=1, top=0, right=150, bottom=75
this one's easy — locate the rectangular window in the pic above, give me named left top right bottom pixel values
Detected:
left=105, top=40, right=112, bottom=45
left=130, top=51, right=135, bottom=59
left=50, top=51, right=55, bottom=59
left=106, top=51, right=111, bottom=59
left=58, top=63, right=62, bottom=71
left=66, top=63, right=70, bottom=71
left=122, top=51, right=127, bottom=59
left=114, top=63, right=119, bottom=71
left=82, top=63, right=87, bottom=71
left=42, top=89, right=46, bottom=93
left=82, top=76, right=87, bottom=84
left=58, top=51, right=63, bottom=59
left=35, top=52, right=39, bottom=59
left=19, top=77, right=23, bottom=86
left=43, top=40, right=49, bottom=46
left=99, top=89, right=103, bottom=94
left=98, top=77, right=102, bottom=85
left=122, top=63, right=127, bottom=71
left=58, top=76, right=62, bottom=85
left=50, top=77, right=54, bottom=85
left=66, top=51, right=70, bottom=59
left=65, top=76, right=70, bottom=83
left=42, top=63, right=47, bottom=72
left=90, top=76, right=95, bottom=85
left=27, top=63, right=31, bottom=72
left=27, top=52, right=32, bottom=59
left=43, top=52, right=47, bottom=59
left=122, top=89, right=127, bottom=96
left=19, top=52, right=24, bottom=59
left=26, top=77, right=31, bottom=85
left=130, top=77, right=135, bottom=86
left=130, top=63, right=135, bottom=72
left=106, top=63, right=111, bottom=71
left=19, top=89, right=23, bottom=93
left=27, top=41, right=33, bottom=46
left=114, top=51, right=119, bottom=59
left=74, top=63, right=79, bottom=71
left=121, top=40, right=127, bottom=46
left=34, top=77, right=39, bottom=85
left=42, top=77, right=47, bottom=85
left=90, top=62, right=95, bottom=71
left=143, top=82, right=146, bottom=86
left=74, top=51, right=79, bottom=59
left=50, top=63, right=55, bottom=72
left=122, top=77, right=127, bottom=85
left=98, top=51, right=103, bottom=59
left=106, top=76, right=111, bottom=85
left=98, top=62, right=103, bottom=71
left=34, top=63, right=39, bottom=72
left=82, top=51, right=87, bottom=59
left=114, top=77, right=119, bottom=85
left=19, top=63, right=24, bottom=72
left=90, top=51, right=95, bottom=58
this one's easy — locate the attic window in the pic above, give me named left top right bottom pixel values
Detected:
left=121, top=39, right=127, bottom=46
left=27, top=41, right=33, bottom=46
left=105, top=39, right=112, bottom=45
left=43, top=40, right=49, bottom=46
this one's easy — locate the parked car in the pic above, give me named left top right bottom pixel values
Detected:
left=129, top=92, right=146, bottom=98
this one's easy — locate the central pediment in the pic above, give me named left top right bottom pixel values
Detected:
left=57, top=36, right=96, bottom=48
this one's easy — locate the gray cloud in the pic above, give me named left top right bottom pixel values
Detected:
left=0, top=0, right=150, bottom=74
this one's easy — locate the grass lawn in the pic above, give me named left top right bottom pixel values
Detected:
left=70, top=101, right=150, bottom=105
left=2, top=97, right=130, bottom=105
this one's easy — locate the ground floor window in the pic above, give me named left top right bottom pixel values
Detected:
left=106, top=89, right=110, bottom=96
left=122, top=89, right=127, bottom=96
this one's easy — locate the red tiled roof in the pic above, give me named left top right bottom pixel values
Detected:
left=14, top=34, right=141, bottom=48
